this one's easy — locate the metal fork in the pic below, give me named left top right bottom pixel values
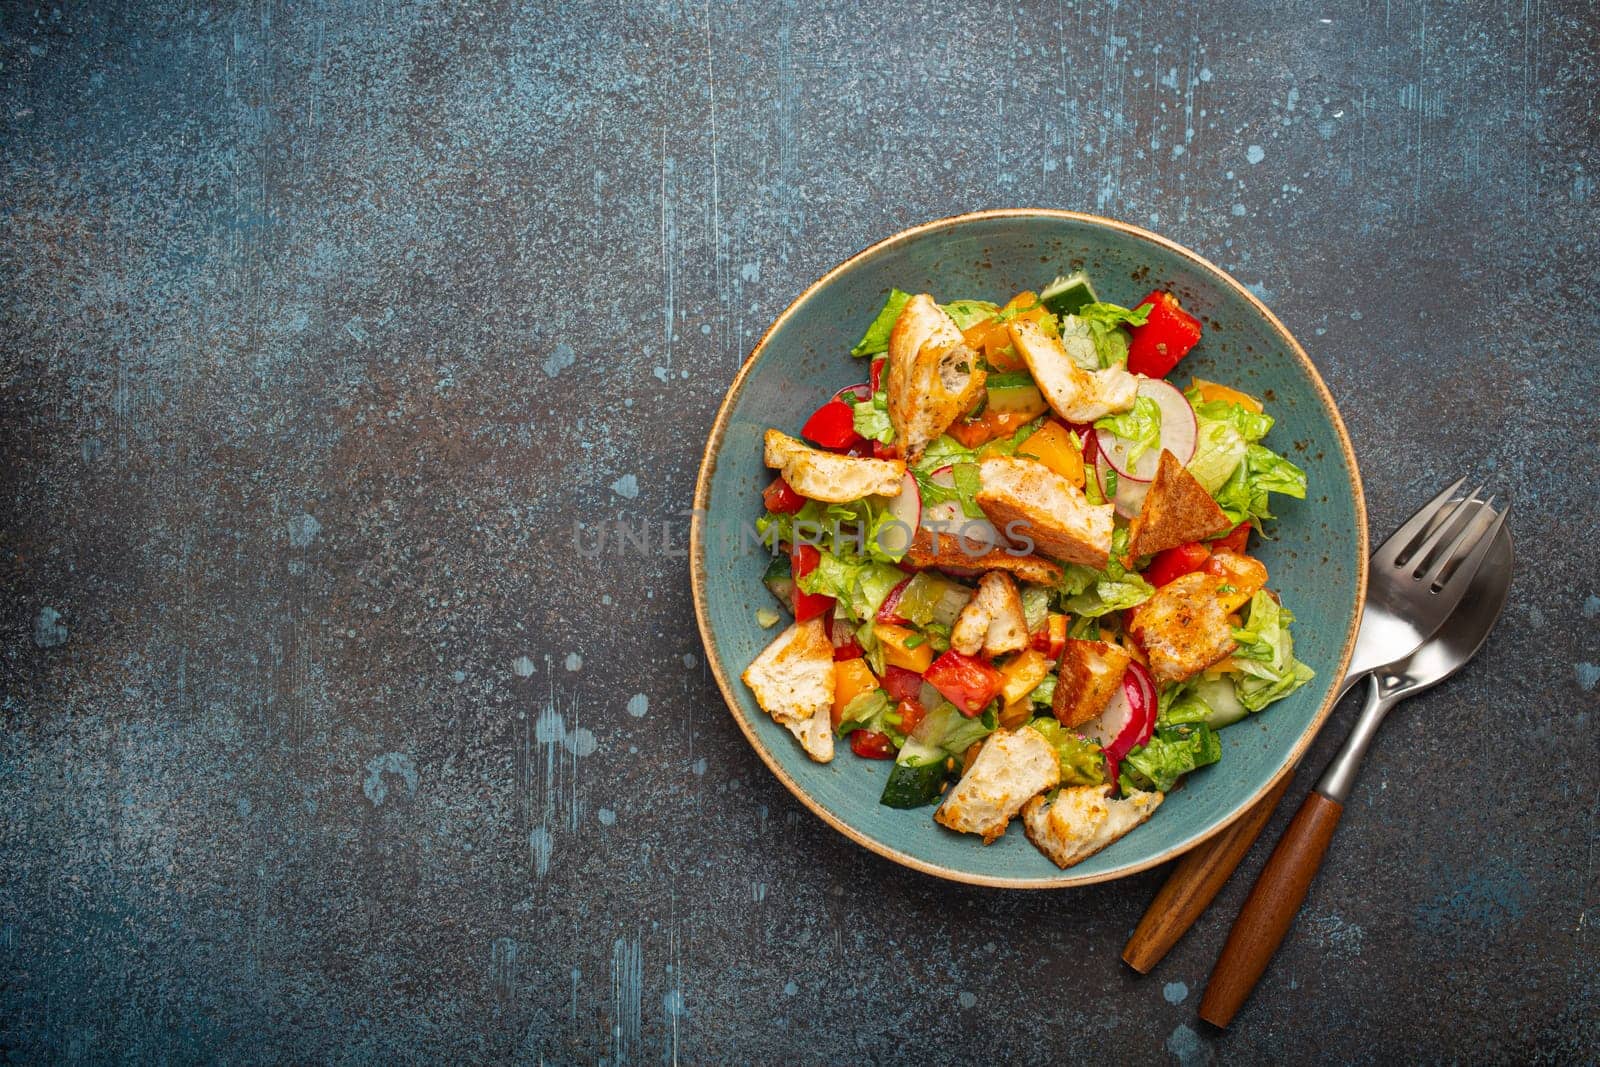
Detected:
left=1334, top=478, right=1509, bottom=701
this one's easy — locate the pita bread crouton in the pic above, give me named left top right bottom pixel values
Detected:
left=950, top=571, right=1031, bottom=657
left=741, top=617, right=836, bottom=762
left=1052, top=639, right=1133, bottom=728
left=887, top=295, right=988, bottom=462
left=1126, top=571, right=1235, bottom=684
left=763, top=429, right=905, bottom=504
left=902, top=529, right=1064, bottom=586
left=1126, top=449, right=1232, bottom=559
left=1008, top=317, right=1138, bottom=423
left=976, top=455, right=1115, bottom=568
left=1022, top=786, right=1164, bottom=868
left=934, top=725, right=1061, bottom=843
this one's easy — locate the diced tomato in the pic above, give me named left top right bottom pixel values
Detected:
left=801, top=399, right=864, bottom=451
left=849, top=729, right=896, bottom=760
left=872, top=439, right=898, bottom=460
left=1143, top=541, right=1212, bottom=588
left=762, top=476, right=806, bottom=514
left=883, top=665, right=924, bottom=703
left=924, top=650, right=1003, bottom=716
left=1127, top=290, right=1203, bottom=378
left=828, top=615, right=864, bottom=661
left=870, top=357, right=886, bottom=393
left=876, top=577, right=912, bottom=625
left=894, top=698, right=927, bottom=736
left=790, top=543, right=834, bottom=622
left=1030, top=614, right=1068, bottom=660
left=1212, top=522, right=1251, bottom=555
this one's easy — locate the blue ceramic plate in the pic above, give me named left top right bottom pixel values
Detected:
left=691, top=210, right=1367, bottom=887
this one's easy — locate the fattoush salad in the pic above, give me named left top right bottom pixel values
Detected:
left=741, top=271, right=1312, bottom=867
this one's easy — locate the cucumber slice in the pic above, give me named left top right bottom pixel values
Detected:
left=762, top=555, right=795, bottom=613
left=879, top=740, right=952, bottom=809
left=985, top=371, right=1049, bottom=416
left=1040, top=271, right=1098, bottom=316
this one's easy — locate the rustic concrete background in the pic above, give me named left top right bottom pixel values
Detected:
left=3, top=1, right=1597, bottom=1062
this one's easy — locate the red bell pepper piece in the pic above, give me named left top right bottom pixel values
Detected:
left=1211, top=522, right=1251, bottom=555
left=924, top=650, right=1003, bottom=716
left=801, top=399, right=864, bottom=451
left=1142, top=541, right=1212, bottom=588
left=1127, top=290, right=1203, bottom=378
left=790, top=543, right=835, bottom=623
left=849, top=729, right=896, bottom=760
left=762, top=476, right=806, bottom=514
left=870, top=357, right=886, bottom=393
left=882, top=665, right=924, bottom=703
left=1030, top=614, right=1068, bottom=660
left=828, top=615, right=864, bottom=661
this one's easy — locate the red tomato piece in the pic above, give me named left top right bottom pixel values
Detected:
left=849, top=730, right=896, bottom=760
left=882, top=665, right=924, bottom=703
left=924, top=650, right=1003, bottom=716
left=1127, top=290, right=1203, bottom=378
left=800, top=399, right=864, bottom=451
left=870, top=357, right=886, bottom=393
left=876, top=577, right=912, bottom=625
left=1142, top=541, right=1212, bottom=588
left=1211, top=522, right=1251, bottom=555
left=894, top=698, right=927, bottom=736
left=762, top=476, right=806, bottom=514
left=828, top=614, right=865, bottom=661
left=790, top=543, right=835, bottom=623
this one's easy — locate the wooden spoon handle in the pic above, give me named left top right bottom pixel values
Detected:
left=1198, top=790, right=1345, bottom=1028
left=1122, top=772, right=1294, bottom=973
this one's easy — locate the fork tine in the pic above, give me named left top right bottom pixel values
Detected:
left=1397, top=483, right=1484, bottom=572
left=1422, top=502, right=1508, bottom=593
left=1373, top=475, right=1469, bottom=568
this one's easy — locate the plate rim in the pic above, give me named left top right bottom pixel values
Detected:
left=689, top=208, right=1369, bottom=889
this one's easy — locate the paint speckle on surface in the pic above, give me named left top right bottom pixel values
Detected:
left=513, top=655, right=536, bottom=678
left=1162, top=981, right=1189, bottom=1005
left=627, top=693, right=649, bottom=717
left=1246, top=144, right=1265, bottom=164
left=1582, top=594, right=1600, bottom=618
left=783, top=980, right=797, bottom=996
left=362, top=752, right=419, bottom=806
left=564, top=652, right=583, bottom=671
left=958, top=991, right=977, bottom=1009
left=610, top=474, right=639, bottom=499
left=682, top=653, right=698, bottom=669
left=1166, top=1023, right=1208, bottom=1066
left=563, top=727, right=597, bottom=757
left=597, top=808, right=616, bottom=826
left=1304, top=912, right=1366, bottom=957
left=529, top=825, right=553, bottom=879
left=1416, top=863, right=1532, bottom=935
left=1576, top=662, right=1599, bottom=691
left=32, top=606, right=67, bottom=648
left=287, top=513, right=321, bottom=547
left=691, top=757, right=707, bottom=777
left=542, top=343, right=576, bottom=378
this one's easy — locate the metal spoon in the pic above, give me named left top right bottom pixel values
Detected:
left=1199, top=504, right=1513, bottom=1028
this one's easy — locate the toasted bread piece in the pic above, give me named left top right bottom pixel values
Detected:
left=1008, top=317, right=1138, bottom=423
left=976, top=455, right=1115, bottom=568
left=887, top=295, right=988, bottom=462
left=1127, top=571, right=1235, bottom=684
left=1126, top=450, right=1232, bottom=559
left=763, top=430, right=905, bottom=504
left=741, top=617, right=836, bottom=762
left=1022, top=785, right=1164, bottom=868
left=950, top=571, right=1030, bottom=657
left=1207, top=549, right=1269, bottom=613
left=1053, top=639, right=1133, bottom=729
left=934, top=726, right=1061, bottom=843
left=903, top=528, right=1064, bottom=586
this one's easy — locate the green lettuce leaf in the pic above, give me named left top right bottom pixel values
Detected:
left=1212, top=444, right=1308, bottom=528
left=1229, top=590, right=1315, bottom=712
left=1026, top=718, right=1108, bottom=787
left=1057, top=527, right=1155, bottom=617
left=1094, top=395, right=1163, bottom=467
left=757, top=495, right=913, bottom=565
left=851, top=289, right=912, bottom=357
left=1186, top=417, right=1249, bottom=494
left=942, top=299, right=999, bottom=330
left=1118, top=721, right=1221, bottom=793
left=836, top=689, right=891, bottom=736
left=1076, top=300, right=1151, bottom=368
left=1189, top=396, right=1275, bottom=442
left=852, top=387, right=894, bottom=443
left=795, top=550, right=908, bottom=623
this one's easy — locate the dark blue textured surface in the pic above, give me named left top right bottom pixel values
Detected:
left=2, top=2, right=1596, bottom=1062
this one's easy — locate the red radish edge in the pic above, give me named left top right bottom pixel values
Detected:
left=875, top=577, right=912, bottom=624
left=834, top=382, right=872, bottom=404
left=1097, top=378, right=1199, bottom=483
left=1082, top=663, right=1158, bottom=765
left=1096, top=453, right=1151, bottom=520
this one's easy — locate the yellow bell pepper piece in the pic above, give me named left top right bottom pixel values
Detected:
left=832, top=657, right=880, bottom=726
left=1190, top=377, right=1264, bottom=413
left=875, top=623, right=933, bottom=673
left=1018, top=420, right=1085, bottom=488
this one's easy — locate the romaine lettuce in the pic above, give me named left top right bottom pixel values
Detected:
left=851, top=290, right=911, bottom=357
left=1094, top=395, right=1163, bottom=467
left=1230, top=591, right=1315, bottom=712
left=1027, top=718, right=1107, bottom=786
left=1118, top=721, right=1222, bottom=793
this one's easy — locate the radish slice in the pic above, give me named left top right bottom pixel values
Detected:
left=921, top=465, right=1003, bottom=553
left=1096, top=454, right=1151, bottom=520
left=1098, top=378, right=1199, bottom=482
left=1082, top=665, right=1158, bottom=763
left=834, top=382, right=873, bottom=405
left=878, top=472, right=921, bottom=554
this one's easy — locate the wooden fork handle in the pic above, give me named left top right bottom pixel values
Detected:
left=1198, top=791, right=1345, bottom=1028
left=1122, top=772, right=1294, bottom=973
